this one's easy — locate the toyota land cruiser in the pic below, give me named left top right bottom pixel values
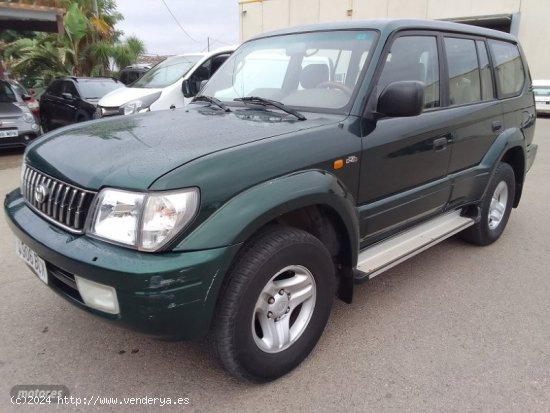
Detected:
left=4, top=20, right=537, bottom=382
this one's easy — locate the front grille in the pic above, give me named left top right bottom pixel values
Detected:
left=22, top=165, right=96, bottom=233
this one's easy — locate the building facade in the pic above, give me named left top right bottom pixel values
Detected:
left=238, top=0, right=550, bottom=79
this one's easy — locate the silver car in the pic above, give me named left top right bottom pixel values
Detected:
left=0, top=80, right=41, bottom=149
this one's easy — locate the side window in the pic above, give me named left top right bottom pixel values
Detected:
left=210, top=53, right=231, bottom=76
left=46, top=80, right=62, bottom=96
left=189, top=60, right=211, bottom=96
left=444, top=37, right=481, bottom=105
left=476, top=40, right=494, bottom=100
left=489, top=40, right=525, bottom=98
left=63, top=81, right=79, bottom=98
left=378, top=35, right=440, bottom=109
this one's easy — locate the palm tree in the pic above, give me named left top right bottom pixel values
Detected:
left=2, top=0, right=145, bottom=87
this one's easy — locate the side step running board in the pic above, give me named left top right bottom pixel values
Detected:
left=355, top=210, right=474, bottom=282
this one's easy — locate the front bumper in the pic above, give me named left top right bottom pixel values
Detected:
left=0, top=132, right=39, bottom=148
left=4, top=189, right=241, bottom=339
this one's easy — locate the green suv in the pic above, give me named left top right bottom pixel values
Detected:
left=4, top=20, right=537, bottom=382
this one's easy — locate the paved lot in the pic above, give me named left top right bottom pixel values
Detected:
left=1, top=120, right=549, bottom=413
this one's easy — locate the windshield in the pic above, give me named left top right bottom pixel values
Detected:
left=534, top=86, right=550, bottom=97
left=78, top=80, right=124, bottom=99
left=132, top=55, right=201, bottom=88
left=0, top=81, right=18, bottom=103
left=201, top=30, right=377, bottom=111
left=9, top=82, right=27, bottom=97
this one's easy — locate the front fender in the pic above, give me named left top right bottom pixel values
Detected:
left=174, top=170, right=360, bottom=264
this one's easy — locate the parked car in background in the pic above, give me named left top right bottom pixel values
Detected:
left=533, top=80, right=550, bottom=115
left=96, top=45, right=235, bottom=118
left=7, top=80, right=40, bottom=122
left=0, top=79, right=41, bottom=149
left=119, top=64, right=151, bottom=85
left=40, top=77, right=125, bottom=131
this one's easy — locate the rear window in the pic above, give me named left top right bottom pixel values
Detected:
left=489, top=40, right=525, bottom=98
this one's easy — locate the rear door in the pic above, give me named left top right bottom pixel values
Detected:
left=489, top=39, right=535, bottom=149
left=359, top=32, right=453, bottom=246
left=442, top=36, right=504, bottom=208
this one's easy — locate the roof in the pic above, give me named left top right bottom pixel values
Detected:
left=0, top=2, right=64, bottom=33
left=250, top=19, right=518, bottom=43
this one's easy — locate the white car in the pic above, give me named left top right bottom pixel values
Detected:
left=96, top=45, right=236, bottom=118
left=533, top=80, right=550, bottom=115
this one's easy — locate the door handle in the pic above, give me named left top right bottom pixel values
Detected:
left=433, top=137, right=448, bottom=152
left=492, top=121, right=502, bottom=133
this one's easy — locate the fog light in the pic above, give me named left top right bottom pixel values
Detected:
left=31, top=123, right=39, bottom=132
left=23, top=135, right=30, bottom=141
left=75, top=276, right=119, bottom=314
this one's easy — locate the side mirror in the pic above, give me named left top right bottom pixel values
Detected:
left=182, top=79, right=193, bottom=98
left=61, top=92, right=74, bottom=100
left=377, top=81, right=424, bottom=117
left=22, top=94, right=32, bottom=101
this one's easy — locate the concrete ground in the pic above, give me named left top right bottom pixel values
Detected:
left=0, top=120, right=549, bottom=413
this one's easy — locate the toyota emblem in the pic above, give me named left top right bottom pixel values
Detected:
left=34, top=184, right=48, bottom=204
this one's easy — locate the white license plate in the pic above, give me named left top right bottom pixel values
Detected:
left=16, top=238, right=48, bottom=284
left=0, top=129, right=18, bottom=138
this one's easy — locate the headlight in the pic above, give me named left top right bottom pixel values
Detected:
left=88, top=187, right=199, bottom=251
left=121, top=92, right=161, bottom=115
left=23, top=112, right=34, bottom=123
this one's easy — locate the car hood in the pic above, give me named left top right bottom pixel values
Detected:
left=0, top=102, right=24, bottom=119
left=98, top=87, right=163, bottom=107
left=26, top=105, right=345, bottom=190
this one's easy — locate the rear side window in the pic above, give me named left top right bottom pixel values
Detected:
left=476, top=41, right=494, bottom=100
left=489, top=40, right=525, bottom=98
left=445, top=37, right=481, bottom=105
left=378, top=35, right=440, bottom=109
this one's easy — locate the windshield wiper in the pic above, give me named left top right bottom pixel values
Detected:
left=193, top=95, right=231, bottom=112
left=234, top=96, right=306, bottom=121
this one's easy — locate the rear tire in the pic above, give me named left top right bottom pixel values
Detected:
left=208, top=225, right=335, bottom=382
left=461, top=162, right=515, bottom=246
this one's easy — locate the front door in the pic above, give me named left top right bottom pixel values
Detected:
left=358, top=33, right=452, bottom=247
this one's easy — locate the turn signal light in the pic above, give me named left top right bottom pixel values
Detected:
left=333, top=159, right=344, bottom=170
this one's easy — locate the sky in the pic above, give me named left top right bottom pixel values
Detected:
left=115, top=0, right=240, bottom=56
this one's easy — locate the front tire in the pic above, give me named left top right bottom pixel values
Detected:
left=461, top=162, right=515, bottom=245
left=40, top=114, right=52, bottom=133
left=209, top=226, right=335, bottom=382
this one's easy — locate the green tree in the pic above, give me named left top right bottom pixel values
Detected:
left=2, top=0, right=145, bottom=87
